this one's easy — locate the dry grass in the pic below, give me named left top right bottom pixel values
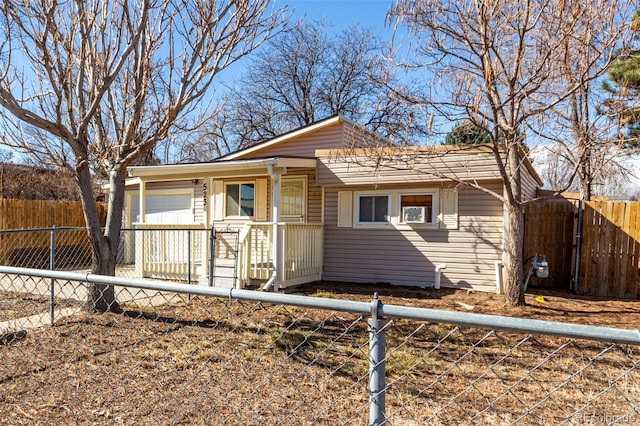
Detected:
left=1, top=282, right=639, bottom=425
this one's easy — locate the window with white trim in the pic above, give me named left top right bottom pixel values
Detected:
left=357, top=194, right=390, bottom=224
left=225, top=182, right=255, bottom=217
left=399, top=193, right=436, bottom=224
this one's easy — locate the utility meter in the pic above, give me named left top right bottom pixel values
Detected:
left=533, top=254, right=549, bottom=279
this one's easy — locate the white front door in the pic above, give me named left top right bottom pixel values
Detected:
left=280, top=178, right=306, bottom=222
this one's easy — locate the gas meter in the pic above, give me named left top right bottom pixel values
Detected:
left=532, top=254, right=549, bottom=278
left=524, top=254, right=549, bottom=291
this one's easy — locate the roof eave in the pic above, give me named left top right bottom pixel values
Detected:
left=128, top=157, right=317, bottom=178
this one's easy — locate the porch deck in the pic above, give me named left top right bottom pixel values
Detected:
left=132, top=223, right=323, bottom=290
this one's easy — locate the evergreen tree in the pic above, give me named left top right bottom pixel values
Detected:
left=444, top=120, right=490, bottom=145
left=602, top=11, right=640, bottom=148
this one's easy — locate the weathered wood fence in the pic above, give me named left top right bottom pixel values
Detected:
left=0, top=198, right=107, bottom=230
left=524, top=198, right=640, bottom=299
left=0, top=198, right=107, bottom=267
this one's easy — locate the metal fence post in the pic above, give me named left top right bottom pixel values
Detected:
left=368, top=292, right=386, bottom=425
left=208, top=227, right=215, bottom=287
left=49, top=227, right=56, bottom=326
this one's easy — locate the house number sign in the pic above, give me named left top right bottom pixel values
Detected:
left=202, top=182, right=207, bottom=207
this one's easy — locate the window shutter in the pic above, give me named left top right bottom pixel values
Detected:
left=337, top=191, right=352, bottom=228
left=255, top=178, right=268, bottom=221
left=212, top=180, right=224, bottom=222
left=439, top=189, right=458, bottom=229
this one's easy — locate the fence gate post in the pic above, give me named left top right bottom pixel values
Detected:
left=49, top=227, right=56, bottom=326
left=208, top=227, right=215, bottom=287
left=187, top=229, right=192, bottom=284
left=368, top=292, right=386, bottom=425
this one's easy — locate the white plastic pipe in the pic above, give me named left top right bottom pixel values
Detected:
left=495, top=261, right=504, bottom=294
left=261, top=272, right=277, bottom=292
left=434, top=264, right=447, bottom=289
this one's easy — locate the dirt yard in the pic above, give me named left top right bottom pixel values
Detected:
left=296, top=282, right=640, bottom=329
left=1, top=282, right=639, bottom=425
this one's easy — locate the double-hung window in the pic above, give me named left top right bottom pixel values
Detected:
left=357, top=194, right=390, bottom=224
left=225, top=182, right=255, bottom=217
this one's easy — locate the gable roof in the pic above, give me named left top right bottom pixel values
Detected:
left=220, top=115, right=350, bottom=161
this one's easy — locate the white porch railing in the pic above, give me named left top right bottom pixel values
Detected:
left=238, top=223, right=324, bottom=289
left=238, top=223, right=272, bottom=284
left=133, top=224, right=207, bottom=281
left=130, top=222, right=322, bottom=289
left=279, top=223, right=324, bottom=287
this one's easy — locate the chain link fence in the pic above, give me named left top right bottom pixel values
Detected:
left=1, top=266, right=639, bottom=425
left=0, top=227, right=229, bottom=284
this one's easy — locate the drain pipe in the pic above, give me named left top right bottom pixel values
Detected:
left=262, top=272, right=277, bottom=292
left=262, top=164, right=282, bottom=292
left=495, top=261, right=503, bottom=294
left=434, top=264, right=447, bottom=289
left=573, top=199, right=583, bottom=293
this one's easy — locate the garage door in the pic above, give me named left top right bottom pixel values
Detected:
left=130, top=193, right=194, bottom=224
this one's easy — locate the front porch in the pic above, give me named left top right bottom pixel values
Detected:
left=133, top=223, right=323, bottom=290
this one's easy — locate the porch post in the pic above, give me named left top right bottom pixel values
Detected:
left=139, top=179, right=146, bottom=224
left=270, top=166, right=281, bottom=290
left=135, top=179, right=147, bottom=278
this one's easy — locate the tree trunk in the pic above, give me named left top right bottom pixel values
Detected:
left=504, top=203, right=525, bottom=306
left=578, top=178, right=591, bottom=201
left=504, top=143, right=525, bottom=306
left=578, top=160, right=592, bottom=201
left=76, top=163, right=123, bottom=312
left=86, top=248, right=119, bottom=312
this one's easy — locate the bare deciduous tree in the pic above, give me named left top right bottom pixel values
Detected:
left=388, top=0, right=631, bottom=305
left=0, top=0, right=287, bottom=311
left=532, top=1, right=634, bottom=201
left=185, top=20, right=425, bottom=158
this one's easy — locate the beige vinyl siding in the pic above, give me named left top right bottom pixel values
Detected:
left=520, top=166, right=540, bottom=201
left=341, top=122, right=388, bottom=148
left=322, top=184, right=504, bottom=291
left=233, top=122, right=345, bottom=159
left=317, top=151, right=504, bottom=186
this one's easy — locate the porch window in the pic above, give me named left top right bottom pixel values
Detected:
left=399, top=193, right=434, bottom=224
left=226, top=183, right=255, bottom=217
left=280, top=178, right=305, bottom=222
left=357, top=195, right=389, bottom=224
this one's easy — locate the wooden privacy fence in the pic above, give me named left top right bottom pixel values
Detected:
left=524, top=198, right=640, bottom=299
left=579, top=201, right=639, bottom=298
left=0, top=198, right=107, bottom=230
left=0, top=198, right=107, bottom=266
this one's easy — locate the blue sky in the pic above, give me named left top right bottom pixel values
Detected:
left=215, top=0, right=402, bottom=104
left=280, top=0, right=393, bottom=32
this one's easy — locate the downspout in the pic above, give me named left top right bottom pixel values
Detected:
left=434, top=264, right=447, bottom=289
left=495, top=261, right=504, bottom=294
left=262, top=164, right=282, bottom=292
left=573, top=199, right=583, bottom=293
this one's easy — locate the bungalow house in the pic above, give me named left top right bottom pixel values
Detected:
left=123, top=115, right=542, bottom=292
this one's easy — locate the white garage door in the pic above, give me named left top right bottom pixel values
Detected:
left=131, top=193, right=194, bottom=224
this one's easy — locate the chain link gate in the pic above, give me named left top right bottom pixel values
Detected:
left=207, top=228, right=241, bottom=288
